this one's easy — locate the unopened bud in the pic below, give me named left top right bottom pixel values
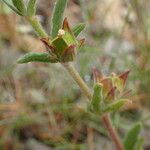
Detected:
left=58, top=29, right=65, bottom=36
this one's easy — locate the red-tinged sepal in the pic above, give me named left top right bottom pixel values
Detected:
left=63, top=17, right=72, bottom=34
left=111, top=71, right=130, bottom=93
left=40, top=38, right=55, bottom=53
left=61, top=44, right=76, bottom=62
left=119, top=70, right=130, bottom=86
left=105, top=87, right=116, bottom=102
left=92, top=68, right=104, bottom=83
left=100, top=78, right=113, bottom=96
left=78, top=38, right=85, bottom=48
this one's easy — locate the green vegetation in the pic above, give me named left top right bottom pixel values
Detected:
left=0, top=0, right=150, bottom=150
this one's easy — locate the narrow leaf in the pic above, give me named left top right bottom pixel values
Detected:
left=2, top=0, right=23, bottom=15
left=73, top=23, right=86, bottom=37
left=27, top=0, right=36, bottom=17
left=135, top=137, right=144, bottom=150
left=103, top=99, right=129, bottom=113
left=124, top=123, right=142, bottom=150
left=12, top=0, right=26, bottom=16
left=51, top=0, right=68, bottom=38
left=91, top=83, right=103, bottom=113
left=17, top=52, right=58, bottom=64
left=28, top=17, right=47, bottom=37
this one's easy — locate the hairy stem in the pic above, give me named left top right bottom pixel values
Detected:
left=62, top=63, right=91, bottom=100
left=102, top=114, right=124, bottom=150
left=63, top=62, right=124, bottom=150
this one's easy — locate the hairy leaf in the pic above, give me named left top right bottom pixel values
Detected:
left=73, top=23, right=86, bottom=37
left=51, top=0, right=68, bottom=38
left=17, top=52, right=58, bottom=64
left=124, top=123, right=142, bottom=150
left=2, top=0, right=23, bottom=15
left=103, top=99, right=129, bottom=113
left=12, top=0, right=26, bottom=16
left=28, top=17, right=47, bottom=37
left=27, top=0, right=36, bottom=17
left=91, top=83, right=103, bottom=113
left=135, top=137, right=144, bottom=150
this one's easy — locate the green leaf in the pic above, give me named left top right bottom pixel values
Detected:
left=28, top=17, right=47, bottom=37
left=12, top=0, right=26, bottom=16
left=135, top=137, right=144, bottom=150
left=91, top=83, right=103, bottom=113
left=103, top=99, right=129, bottom=113
left=27, top=0, right=36, bottom=17
left=72, top=23, right=86, bottom=37
left=2, top=0, right=23, bottom=15
left=51, top=0, right=68, bottom=38
left=124, top=123, right=142, bottom=150
left=17, top=52, right=58, bottom=64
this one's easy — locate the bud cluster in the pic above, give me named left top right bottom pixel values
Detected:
left=89, top=68, right=131, bottom=114
left=41, top=18, right=85, bottom=63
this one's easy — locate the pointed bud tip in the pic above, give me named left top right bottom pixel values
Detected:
left=119, top=70, right=130, bottom=84
left=63, top=17, right=71, bottom=33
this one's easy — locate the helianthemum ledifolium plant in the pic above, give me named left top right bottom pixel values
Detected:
left=2, top=0, right=144, bottom=150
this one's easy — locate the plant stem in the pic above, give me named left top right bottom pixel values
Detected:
left=87, top=127, right=94, bottom=150
left=62, top=63, right=91, bottom=100
left=63, top=62, right=124, bottom=150
left=102, top=114, right=124, bottom=150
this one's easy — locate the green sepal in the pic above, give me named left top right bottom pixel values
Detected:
left=51, top=37, right=68, bottom=56
left=90, top=83, right=103, bottom=113
left=61, top=45, right=76, bottom=62
left=62, top=31, right=77, bottom=46
left=12, top=0, right=26, bottom=16
left=124, top=123, right=142, bottom=150
left=17, top=52, right=58, bottom=64
left=2, top=0, right=23, bottom=16
left=102, top=99, right=129, bottom=113
left=27, top=0, right=36, bottom=17
left=111, top=75, right=124, bottom=92
left=51, top=0, right=68, bottom=38
left=72, top=23, right=86, bottom=37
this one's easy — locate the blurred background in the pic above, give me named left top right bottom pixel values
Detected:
left=0, top=0, right=150, bottom=149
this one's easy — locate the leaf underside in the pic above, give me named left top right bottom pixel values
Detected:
left=17, top=52, right=58, bottom=64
